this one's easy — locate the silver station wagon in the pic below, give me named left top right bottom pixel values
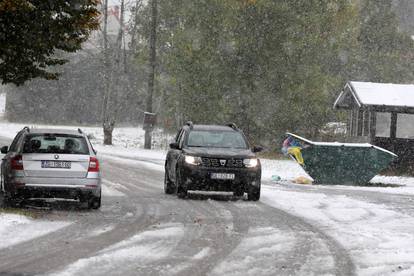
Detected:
left=0, top=127, right=101, bottom=209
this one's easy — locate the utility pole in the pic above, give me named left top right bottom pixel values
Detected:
left=144, top=0, right=158, bottom=149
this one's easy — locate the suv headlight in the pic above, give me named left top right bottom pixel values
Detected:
left=185, top=155, right=202, bottom=166
left=243, top=158, right=258, bottom=168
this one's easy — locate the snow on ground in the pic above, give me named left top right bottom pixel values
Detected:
left=261, top=187, right=414, bottom=275
left=262, top=159, right=414, bottom=195
left=0, top=213, right=71, bottom=250
left=0, top=121, right=172, bottom=150
left=210, top=227, right=336, bottom=276
left=101, top=179, right=126, bottom=197
left=0, top=93, right=5, bottom=115
left=50, top=223, right=185, bottom=276
left=0, top=121, right=168, bottom=169
left=210, top=227, right=297, bottom=276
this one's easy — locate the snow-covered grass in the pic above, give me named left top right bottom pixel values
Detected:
left=0, top=93, right=5, bottom=115
left=0, top=121, right=169, bottom=171
left=261, top=187, right=414, bottom=275
left=0, top=121, right=172, bottom=150
left=0, top=213, right=71, bottom=250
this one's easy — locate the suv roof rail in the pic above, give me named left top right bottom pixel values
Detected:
left=185, top=121, right=194, bottom=129
left=226, top=123, right=239, bottom=130
left=78, top=128, right=83, bottom=134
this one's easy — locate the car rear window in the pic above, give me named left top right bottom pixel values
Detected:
left=23, top=134, right=90, bottom=155
left=187, top=130, right=248, bottom=149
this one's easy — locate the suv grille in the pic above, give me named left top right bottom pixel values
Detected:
left=201, top=158, right=244, bottom=168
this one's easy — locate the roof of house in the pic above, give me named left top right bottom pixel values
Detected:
left=334, top=81, right=414, bottom=113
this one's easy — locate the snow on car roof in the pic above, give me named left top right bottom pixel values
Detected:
left=286, top=133, right=398, bottom=157
left=28, top=128, right=83, bottom=136
left=192, top=125, right=235, bottom=131
left=335, top=81, right=414, bottom=108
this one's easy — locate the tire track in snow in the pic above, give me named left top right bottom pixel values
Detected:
left=209, top=201, right=356, bottom=276
left=147, top=198, right=250, bottom=275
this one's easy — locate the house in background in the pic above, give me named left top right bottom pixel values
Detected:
left=334, top=81, right=414, bottom=167
left=84, top=5, right=130, bottom=52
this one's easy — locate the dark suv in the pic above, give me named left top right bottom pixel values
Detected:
left=164, top=122, right=262, bottom=200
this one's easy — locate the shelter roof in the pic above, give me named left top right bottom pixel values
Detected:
left=334, top=81, right=414, bottom=113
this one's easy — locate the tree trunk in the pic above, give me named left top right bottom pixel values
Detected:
left=144, top=129, right=152, bottom=149
left=103, top=122, right=114, bottom=145
left=144, top=0, right=158, bottom=149
left=101, top=0, right=125, bottom=146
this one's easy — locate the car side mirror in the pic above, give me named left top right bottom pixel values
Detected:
left=169, top=142, right=180, bottom=150
left=1, top=146, right=8, bottom=154
left=252, top=146, right=263, bottom=153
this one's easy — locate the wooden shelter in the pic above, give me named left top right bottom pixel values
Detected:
left=334, top=81, right=414, bottom=166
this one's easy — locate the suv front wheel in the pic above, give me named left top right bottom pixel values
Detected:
left=164, top=170, right=175, bottom=194
left=247, top=185, right=261, bottom=201
left=175, top=170, right=187, bottom=199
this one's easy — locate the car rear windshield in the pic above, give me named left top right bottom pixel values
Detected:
left=186, top=130, right=248, bottom=149
left=23, top=134, right=90, bottom=155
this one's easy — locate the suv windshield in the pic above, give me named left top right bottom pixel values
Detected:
left=186, top=130, right=247, bottom=149
left=23, top=134, right=90, bottom=155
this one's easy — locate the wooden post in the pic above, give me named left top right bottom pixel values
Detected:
left=357, top=109, right=363, bottom=136
left=347, top=111, right=352, bottom=137
left=390, top=112, right=397, bottom=139
left=370, top=111, right=376, bottom=143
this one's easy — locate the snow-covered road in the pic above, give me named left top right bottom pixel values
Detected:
left=0, top=155, right=354, bottom=276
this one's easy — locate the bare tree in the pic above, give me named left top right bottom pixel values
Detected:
left=102, top=0, right=126, bottom=145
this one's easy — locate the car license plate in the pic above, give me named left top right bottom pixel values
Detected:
left=211, top=173, right=235, bottom=180
left=41, top=161, right=71, bottom=169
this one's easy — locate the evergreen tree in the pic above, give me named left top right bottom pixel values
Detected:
left=0, top=0, right=100, bottom=85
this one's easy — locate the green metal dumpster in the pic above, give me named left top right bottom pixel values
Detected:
left=286, top=133, right=397, bottom=185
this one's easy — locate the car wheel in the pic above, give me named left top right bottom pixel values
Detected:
left=247, top=187, right=260, bottom=201
left=233, top=186, right=244, bottom=197
left=177, top=186, right=187, bottom=199
left=164, top=170, right=175, bottom=194
left=175, top=170, right=187, bottom=199
left=88, top=192, right=101, bottom=209
left=0, top=173, right=4, bottom=194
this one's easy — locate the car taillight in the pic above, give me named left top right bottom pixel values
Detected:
left=88, top=157, right=100, bottom=172
left=11, top=155, right=23, bottom=170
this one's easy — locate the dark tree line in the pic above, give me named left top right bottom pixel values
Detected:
left=130, top=0, right=413, bottom=146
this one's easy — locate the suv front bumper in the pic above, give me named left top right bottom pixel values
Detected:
left=178, top=163, right=261, bottom=192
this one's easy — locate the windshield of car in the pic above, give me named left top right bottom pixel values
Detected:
left=186, top=130, right=248, bottom=149
left=22, top=134, right=90, bottom=154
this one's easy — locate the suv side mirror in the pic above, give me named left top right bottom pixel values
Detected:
left=252, top=146, right=263, bottom=153
left=1, top=146, right=8, bottom=154
left=169, top=142, right=180, bottom=150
